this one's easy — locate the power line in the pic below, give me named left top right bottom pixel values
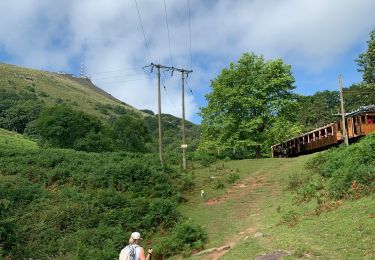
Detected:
left=161, top=72, right=179, bottom=112
left=92, top=77, right=149, bottom=85
left=91, top=72, right=146, bottom=81
left=88, top=67, right=143, bottom=75
left=185, top=77, right=194, bottom=95
left=134, top=0, right=153, bottom=62
left=187, top=0, right=193, bottom=69
left=163, top=0, right=173, bottom=66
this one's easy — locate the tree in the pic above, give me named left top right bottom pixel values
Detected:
left=0, top=100, right=43, bottom=133
left=199, top=53, right=297, bottom=157
left=110, top=114, right=151, bottom=152
left=35, top=105, right=102, bottom=148
left=356, top=28, right=375, bottom=84
left=265, top=118, right=303, bottom=150
left=295, top=91, right=339, bottom=131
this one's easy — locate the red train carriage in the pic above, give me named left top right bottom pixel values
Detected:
left=271, top=106, right=375, bottom=157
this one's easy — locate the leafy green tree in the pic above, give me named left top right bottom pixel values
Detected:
left=0, top=90, right=43, bottom=133
left=199, top=53, right=296, bottom=156
left=295, top=91, right=339, bottom=131
left=0, top=100, right=43, bottom=133
left=356, top=28, right=375, bottom=84
left=110, top=114, right=151, bottom=152
left=265, top=118, right=303, bottom=150
left=35, top=105, right=102, bottom=148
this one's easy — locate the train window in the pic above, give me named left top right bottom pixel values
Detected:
left=361, top=115, right=366, bottom=124
left=327, top=127, right=332, bottom=136
left=337, top=122, right=341, bottom=131
left=321, top=129, right=325, bottom=137
left=368, top=116, right=374, bottom=124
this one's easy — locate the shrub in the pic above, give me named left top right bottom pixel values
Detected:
left=190, top=151, right=217, bottom=167
left=226, top=173, right=240, bottom=184
left=154, top=222, right=208, bottom=258
left=34, top=105, right=103, bottom=148
left=213, top=180, right=225, bottom=189
left=292, top=134, right=375, bottom=207
left=0, top=146, right=208, bottom=258
left=280, top=210, right=299, bottom=227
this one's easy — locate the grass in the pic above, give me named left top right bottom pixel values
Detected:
left=0, top=62, right=145, bottom=119
left=181, top=155, right=375, bottom=259
left=0, top=128, right=37, bottom=149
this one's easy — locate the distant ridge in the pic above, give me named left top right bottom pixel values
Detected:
left=0, top=62, right=147, bottom=118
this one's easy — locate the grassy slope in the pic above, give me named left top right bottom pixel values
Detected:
left=0, top=62, right=199, bottom=150
left=0, top=62, right=144, bottom=119
left=181, top=156, right=375, bottom=259
left=0, top=128, right=37, bottom=149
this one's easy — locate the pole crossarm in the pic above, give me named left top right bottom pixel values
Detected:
left=145, top=63, right=193, bottom=76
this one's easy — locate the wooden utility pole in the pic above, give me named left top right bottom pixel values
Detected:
left=146, top=63, right=192, bottom=169
left=339, top=74, right=349, bottom=145
left=181, top=71, right=187, bottom=170
left=157, top=65, right=164, bottom=166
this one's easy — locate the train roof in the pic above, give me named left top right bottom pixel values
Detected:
left=344, top=105, right=375, bottom=117
left=271, top=105, right=375, bottom=148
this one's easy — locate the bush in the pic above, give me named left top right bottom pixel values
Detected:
left=213, top=180, right=225, bottom=189
left=226, top=173, right=240, bottom=184
left=291, top=134, right=375, bottom=207
left=34, top=105, right=103, bottom=148
left=190, top=151, right=217, bottom=167
left=280, top=210, right=299, bottom=227
left=0, top=146, right=207, bottom=258
left=154, top=222, right=208, bottom=258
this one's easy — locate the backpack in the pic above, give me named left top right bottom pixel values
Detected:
left=119, top=245, right=139, bottom=260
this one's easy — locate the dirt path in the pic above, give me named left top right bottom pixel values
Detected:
left=204, top=174, right=268, bottom=206
left=198, top=172, right=276, bottom=259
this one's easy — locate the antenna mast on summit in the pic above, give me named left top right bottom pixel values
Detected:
left=80, top=62, right=84, bottom=78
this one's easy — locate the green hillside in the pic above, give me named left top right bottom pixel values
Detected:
left=0, top=62, right=143, bottom=118
left=0, top=128, right=37, bottom=149
left=179, top=145, right=375, bottom=259
left=0, top=62, right=199, bottom=153
left=0, top=129, right=206, bottom=259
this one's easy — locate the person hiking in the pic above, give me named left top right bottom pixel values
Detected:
left=119, top=232, right=153, bottom=260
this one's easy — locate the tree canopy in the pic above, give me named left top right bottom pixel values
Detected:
left=34, top=105, right=103, bottom=148
left=356, top=28, right=375, bottom=84
left=199, top=53, right=299, bottom=157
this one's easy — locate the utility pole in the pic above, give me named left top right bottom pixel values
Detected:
left=339, top=74, right=349, bottom=145
left=181, top=71, right=187, bottom=170
left=145, top=63, right=192, bottom=169
left=157, top=65, right=164, bottom=166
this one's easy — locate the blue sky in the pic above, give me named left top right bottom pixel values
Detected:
left=0, top=0, right=374, bottom=124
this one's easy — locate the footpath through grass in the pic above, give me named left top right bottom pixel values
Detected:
left=181, top=156, right=375, bottom=259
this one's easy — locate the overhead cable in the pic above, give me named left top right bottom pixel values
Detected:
left=134, top=0, right=153, bottom=61
left=163, top=0, right=173, bottom=66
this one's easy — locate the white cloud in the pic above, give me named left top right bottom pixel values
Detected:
left=0, top=0, right=374, bottom=121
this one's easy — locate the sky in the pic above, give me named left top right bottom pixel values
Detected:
left=0, top=0, right=375, bottom=124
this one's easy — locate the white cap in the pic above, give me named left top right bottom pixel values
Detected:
left=131, top=232, right=142, bottom=240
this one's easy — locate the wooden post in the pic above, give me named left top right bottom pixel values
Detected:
left=181, top=71, right=187, bottom=170
left=157, top=65, right=164, bottom=166
left=339, top=75, right=349, bottom=145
